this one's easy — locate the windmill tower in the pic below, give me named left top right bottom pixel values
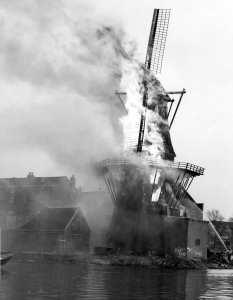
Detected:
left=96, top=9, right=204, bottom=255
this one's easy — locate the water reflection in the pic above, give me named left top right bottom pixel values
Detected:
left=199, top=270, right=233, bottom=299
left=1, top=261, right=233, bottom=299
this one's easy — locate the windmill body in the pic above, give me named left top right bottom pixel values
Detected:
left=96, top=9, right=205, bottom=255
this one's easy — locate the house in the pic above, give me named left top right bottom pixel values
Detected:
left=0, top=172, right=81, bottom=229
left=208, top=220, right=233, bottom=252
left=164, top=217, right=209, bottom=259
left=13, top=207, right=91, bottom=254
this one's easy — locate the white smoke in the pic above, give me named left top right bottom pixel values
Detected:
left=0, top=0, right=140, bottom=187
left=0, top=0, right=172, bottom=198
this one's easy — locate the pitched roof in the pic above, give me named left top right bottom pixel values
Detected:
left=19, top=207, right=80, bottom=231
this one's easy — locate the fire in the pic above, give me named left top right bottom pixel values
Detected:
left=119, top=65, right=174, bottom=200
left=96, top=26, right=174, bottom=162
left=97, top=25, right=176, bottom=202
left=119, top=66, right=171, bottom=160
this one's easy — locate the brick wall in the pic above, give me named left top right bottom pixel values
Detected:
left=187, top=219, right=208, bottom=259
left=164, top=217, right=189, bottom=258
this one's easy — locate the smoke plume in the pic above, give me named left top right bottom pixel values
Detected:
left=0, top=0, right=141, bottom=187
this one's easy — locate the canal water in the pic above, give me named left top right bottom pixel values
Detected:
left=1, top=260, right=233, bottom=299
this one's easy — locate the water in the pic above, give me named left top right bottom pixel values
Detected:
left=1, top=260, right=233, bottom=299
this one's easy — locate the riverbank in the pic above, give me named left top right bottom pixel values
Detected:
left=13, top=252, right=89, bottom=264
left=90, top=254, right=233, bottom=270
left=11, top=252, right=233, bottom=269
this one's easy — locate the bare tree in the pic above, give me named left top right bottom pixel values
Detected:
left=206, top=209, right=225, bottom=221
left=228, top=215, right=233, bottom=222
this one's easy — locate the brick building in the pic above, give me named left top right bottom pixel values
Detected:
left=165, top=218, right=209, bottom=259
left=76, top=189, right=208, bottom=258
left=98, top=186, right=208, bottom=258
left=208, top=220, right=233, bottom=252
left=0, top=172, right=80, bottom=230
left=104, top=211, right=208, bottom=259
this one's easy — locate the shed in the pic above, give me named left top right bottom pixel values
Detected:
left=17, top=207, right=91, bottom=253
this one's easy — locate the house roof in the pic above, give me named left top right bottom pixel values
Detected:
left=19, top=207, right=90, bottom=232
left=0, top=176, right=67, bottom=187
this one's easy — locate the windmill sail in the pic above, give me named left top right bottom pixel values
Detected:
left=145, top=9, right=171, bottom=75
left=136, top=9, right=172, bottom=155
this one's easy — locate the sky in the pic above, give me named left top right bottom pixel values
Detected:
left=0, top=0, right=233, bottom=217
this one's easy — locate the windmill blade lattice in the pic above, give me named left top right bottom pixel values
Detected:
left=145, top=9, right=171, bottom=74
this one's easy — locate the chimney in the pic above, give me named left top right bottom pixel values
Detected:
left=70, top=175, right=76, bottom=188
left=27, top=172, right=35, bottom=182
left=12, top=177, right=17, bottom=186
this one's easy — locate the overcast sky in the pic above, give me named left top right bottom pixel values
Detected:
left=0, top=0, right=233, bottom=217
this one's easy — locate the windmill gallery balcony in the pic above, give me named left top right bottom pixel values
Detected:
left=96, top=158, right=204, bottom=176
left=96, top=157, right=204, bottom=208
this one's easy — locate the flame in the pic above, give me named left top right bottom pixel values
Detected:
left=119, top=66, right=170, bottom=160
left=118, top=62, right=173, bottom=202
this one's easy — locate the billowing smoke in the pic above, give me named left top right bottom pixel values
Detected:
left=0, top=0, right=141, bottom=188
left=0, top=0, right=175, bottom=197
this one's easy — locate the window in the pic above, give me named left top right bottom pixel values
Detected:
left=58, top=236, right=65, bottom=242
left=24, top=191, right=30, bottom=203
left=71, top=219, right=82, bottom=231
left=195, top=239, right=201, bottom=246
left=71, top=234, right=84, bottom=241
left=8, top=190, right=15, bottom=204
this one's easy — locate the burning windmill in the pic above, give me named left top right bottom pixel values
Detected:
left=96, top=9, right=205, bottom=255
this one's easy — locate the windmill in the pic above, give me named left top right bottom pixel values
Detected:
left=96, top=9, right=204, bottom=255
left=116, top=9, right=186, bottom=157
left=137, top=9, right=171, bottom=153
